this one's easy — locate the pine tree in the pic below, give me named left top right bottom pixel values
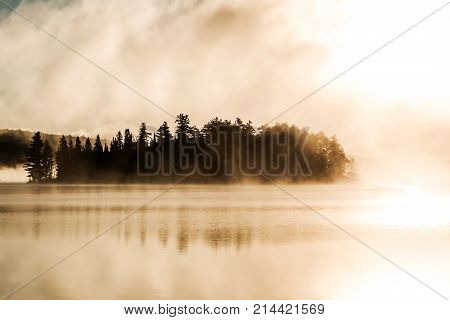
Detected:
left=22, top=117, right=350, bottom=183
left=103, top=143, right=110, bottom=161
left=84, top=137, right=92, bottom=153
left=24, top=132, right=44, bottom=183
left=68, top=139, right=74, bottom=153
left=157, top=121, right=173, bottom=143
left=175, top=114, right=191, bottom=142
left=124, top=129, right=133, bottom=151
left=93, top=135, right=103, bottom=154
left=138, top=123, right=148, bottom=146
left=116, top=131, right=123, bottom=150
left=75, top=137, right=82, bottom=155
left=41, top=140, right=54, bottom=181
left=56, top=136, right=69, bottom=181
left=110, top=137, right=118, bottom=153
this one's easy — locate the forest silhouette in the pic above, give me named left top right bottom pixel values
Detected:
left=23, top=114, right=350, bottom=183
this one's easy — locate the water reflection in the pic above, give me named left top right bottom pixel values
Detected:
left=0, top=201, right=342, bottom=251
left=0, top=184, right=449, bottom=299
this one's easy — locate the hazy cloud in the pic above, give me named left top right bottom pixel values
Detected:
left=0, top=0, right=449, bottom=183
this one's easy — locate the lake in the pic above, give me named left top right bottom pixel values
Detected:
left=0, top=183, right=449, bottom=299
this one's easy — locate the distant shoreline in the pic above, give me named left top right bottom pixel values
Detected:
left=0, top=175, right=359, bottom=186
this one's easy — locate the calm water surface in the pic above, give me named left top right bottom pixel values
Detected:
left=0, top=183, right=449, bottom=299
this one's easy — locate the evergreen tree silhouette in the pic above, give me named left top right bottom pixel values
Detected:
left=55, top=136, right=69, bottom=181
left=91, top=135, right=104, bottom=177
left=93, top=135, right=103, bottom=155
left=138, top=123, right=148, bottom=146
left=68, top=139, right=74, bottom=152
left=75, top=137, right=82, bottom=155
left=72, top=137, right=83, bottom=180
left=175, top=114, right=191, bottom=142
left=156, top=121, right=173, bottom=144
left=84, top=137, right=93, bottom=153
left=122, top=129, right=135, bottom=175
left=41, top=140, right=54, bottom=181
left=116, top=131, right=124, bottom=150
left=24, top=132, right=44, bottom=183
left=34, top=114, right=350, bottom=183
left=66, top=138, right=74, bottom=179
left=103, top=143, right=110, bottom=170
left=124, top=129, right=133, bottom=151
left=137, top=123, right=149, bottom=177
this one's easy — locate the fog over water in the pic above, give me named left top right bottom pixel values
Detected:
left=1, top=184, right=449, bottom=299
left=0, top=0, right=449, bottom=183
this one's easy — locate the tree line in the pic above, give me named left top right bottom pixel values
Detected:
left=24, top=114, right=350, bottom=183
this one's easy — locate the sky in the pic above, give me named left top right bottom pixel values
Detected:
left=0, top=0, right=449, bottom=183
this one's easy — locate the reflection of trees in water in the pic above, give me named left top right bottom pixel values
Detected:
left=32, top=213, right=41, bottom=240
left=1, top=201, right=345, bottom=254
left=3, top=204, right=256, bottom=251
left=158, top=227, right=168, bottom=247
left=204, top=227, right=252, bottom=250
left=173, top=225, right=252, bottom=253
left=139, top=215, right=148, bottom=247
left=2, top=197, right=344, bottom=253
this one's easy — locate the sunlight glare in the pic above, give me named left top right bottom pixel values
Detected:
left=371, top=187, right=450, bottom=228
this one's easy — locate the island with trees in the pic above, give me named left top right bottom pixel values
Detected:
left=23, top=114, right=350, bottom=183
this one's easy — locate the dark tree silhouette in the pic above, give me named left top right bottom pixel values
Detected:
left=84, top=137, right=92, bottom=153
left=124, top=129, right=133, bottom=152
left=116, top=131, right=123, bottom=150
left=26, top=114, right=350, bottom=183
left=55, top=136, right=69, bottom=181
left=65, top=138, right=75, bottom=179
left=68, top=139, right=74, bottom=152
left=156, top=121, right=173, bottom=144
left=110, top=137, right=117, bottom=153
left=175, top=114, right=191, bottom=142
left=138, top=123, right=148, bottom=147
left=75, top=137, right=82, bottom=155
left=41, top=140, right=54, bottom=181
left=24, top=132, right=44, bottom=183
left=0, top=132, right=29, bottom=167
left=93, top=135, right=103, bottom=155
